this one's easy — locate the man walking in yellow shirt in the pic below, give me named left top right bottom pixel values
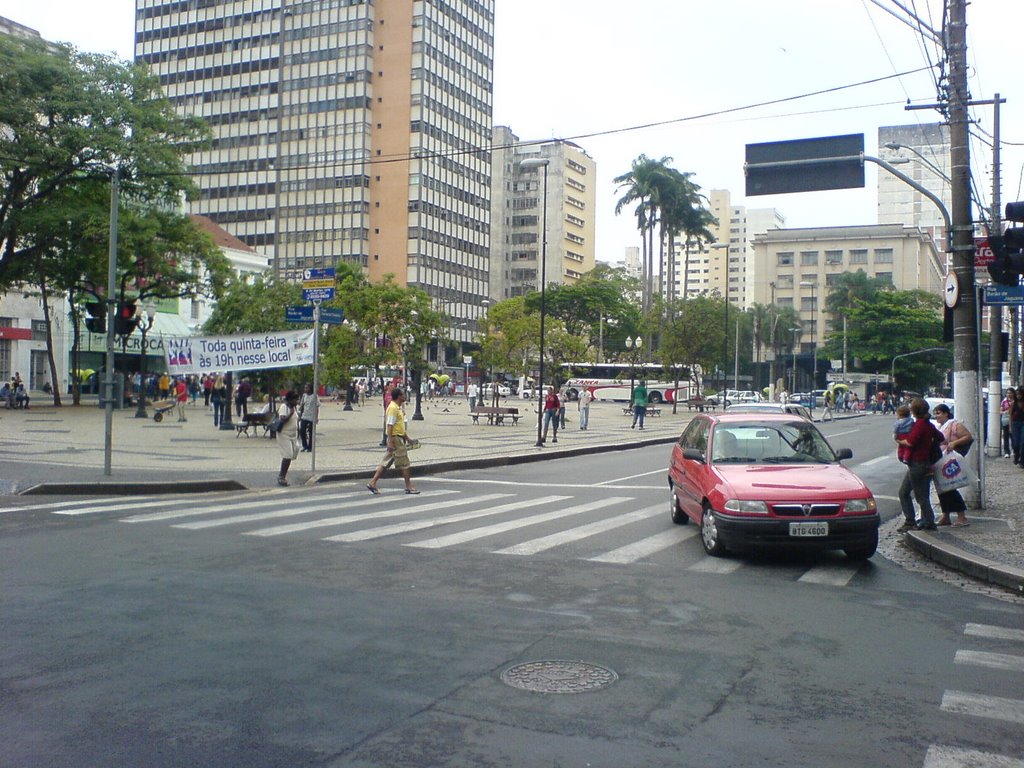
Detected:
left=366, top=388, right=420, bottom=495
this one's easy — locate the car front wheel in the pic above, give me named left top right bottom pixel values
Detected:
left=669, top=483, right=688, bottom=525
left=701, top=503, right=728, bottom=557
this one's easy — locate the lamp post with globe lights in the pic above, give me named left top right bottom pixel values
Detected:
left=519, top=156, right=550, bottom=448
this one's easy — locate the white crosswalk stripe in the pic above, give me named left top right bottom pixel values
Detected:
left=179, top=489, right=471, bottom=532
left=588, top=528, right=697, bottom=564
left=328, top=495, right=575, bottom=544
left=797, top=563, right=863, bottom=587
left=940, top=690, right=1024, bottom=725
left=687, top=557, right=743, bottom=574
left=492, top=503, right=663, bottom=556
left=402, top=497, right=629, bottom=549
left=954, top=649, right=1024, bottom=673
left=924, top=745, right=1024, bottom=768
left=965, top=623, right=1024, bottom=643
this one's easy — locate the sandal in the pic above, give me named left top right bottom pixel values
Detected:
left=405, top=488, right=421, bottom=495
left=366, top=484, right=380, bottom=495
left=951, top=520, right=970, bottom=527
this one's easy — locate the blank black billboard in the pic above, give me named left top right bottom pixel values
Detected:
left=745, top=134, right=865, bottom=196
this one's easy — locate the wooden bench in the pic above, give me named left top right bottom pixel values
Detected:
left=470, top=405, right=520, bottom=425
left=684, top=398, right=718, bottom=412
left=236, top=411, right=274, bottom=437
left=621, top=406, right=662, bottom=417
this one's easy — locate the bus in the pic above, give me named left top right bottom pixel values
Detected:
left=561, top=362, right=697, bottom=404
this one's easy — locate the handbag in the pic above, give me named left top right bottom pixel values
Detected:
left=932, top=451, right=970, bottom=494
left=269, top=416, right=284, bottom=433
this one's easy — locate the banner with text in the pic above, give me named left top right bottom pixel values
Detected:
left=164, top=330, right=315, bottom=375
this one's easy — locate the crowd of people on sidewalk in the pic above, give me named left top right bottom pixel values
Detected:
left=1, top=372, right=30, bottom=409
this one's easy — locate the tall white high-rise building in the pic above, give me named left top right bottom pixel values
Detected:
left=877, top=123, right=951, bottom=252
left=134, top=0, right=494, bottom=342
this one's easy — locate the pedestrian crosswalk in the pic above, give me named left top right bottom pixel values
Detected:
left=925, top=622, right=1024, bottom=767
left=12, top=485, right=879, bottom=585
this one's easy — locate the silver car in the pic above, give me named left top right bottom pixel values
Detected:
left=724, top=402, right=813, bottom=421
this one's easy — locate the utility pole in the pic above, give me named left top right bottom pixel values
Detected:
left=947, top=0, right=981, bottom=505
left=986, top=95, right=1005, bottom=457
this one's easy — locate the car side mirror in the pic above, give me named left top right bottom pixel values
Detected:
left=835, top=448, right=853, bottom=461
left=682, top=448, right=705, bottom=463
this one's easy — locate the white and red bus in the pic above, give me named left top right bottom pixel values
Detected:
left=562, top=363, right=697, bottom=404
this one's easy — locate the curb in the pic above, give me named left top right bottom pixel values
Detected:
left=20, top=479, right=248, bottom=496
left=904, top=529, right=1024, bottom=595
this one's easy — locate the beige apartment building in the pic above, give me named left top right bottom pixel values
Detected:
left=751, top=224, right=943, bottom=355
left=134, top=0, right=494, bottom=344
left=489, top=128, right=596, bottom=301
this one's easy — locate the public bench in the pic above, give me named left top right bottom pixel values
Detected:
left=621, top=406, right=662, bottom=417
left=470, top=405, right=520, bottom=425
left=236, top=410, right=274, bottom=437
left=684, top=398, right=718, bottom=412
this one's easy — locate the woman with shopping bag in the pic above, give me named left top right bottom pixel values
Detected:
left=931, top=403, right=971, bottom=527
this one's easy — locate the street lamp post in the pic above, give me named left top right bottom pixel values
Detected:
left=800, top=281, right=817, bottom=389
left=133, top=303, right=157, bottom=419
left=625, top=336, right=643, bottom=400
left=711, top=243, right=730, bottom=399
left=789, top=327, right=802, bottom=395
left=890, top=347, right=946, bottom=392
left=520, top=156, right=549, bottom=448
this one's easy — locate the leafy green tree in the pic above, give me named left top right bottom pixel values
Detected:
left=661, top=296, right=727, bottom=397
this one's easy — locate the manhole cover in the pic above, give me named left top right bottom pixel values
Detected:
left=500, top=660, right=617, bottom=694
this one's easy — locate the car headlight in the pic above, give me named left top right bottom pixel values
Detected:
left=723, top=499, right=769, bottom=514
left=845, top=497, right=877, bottom=513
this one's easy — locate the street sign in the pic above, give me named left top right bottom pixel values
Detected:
left=286, top=305, right=314, bottom=322
left=463, top=355, right=472, bottom=365
left=982, top=285, right=1024, bottom=305
left=975, top=237, right=995, bottom=267
left=303, top=267, right=335, bottom=281
left=745, top=133, right=865, bottom=196
left=303, top=287, right=335, bottom=302
left=319, top=307, right=344, bottom=325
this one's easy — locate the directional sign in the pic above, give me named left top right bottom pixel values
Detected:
left=303, top=267, right=335, bottom=281
left=983, top=285, right=1024, bottom=305
left=303, top=287, right=335, bottom=302
left=319, top=307, right=344, bottom=325
left=975, top=237, right=995, bottom=267
left=745, top=134, right=865, bottom=196
left=302, top=278, right=336, bottom=289
left=286, top=305, right=314, bottom=322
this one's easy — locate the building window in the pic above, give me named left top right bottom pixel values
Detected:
left=849, top=249, right=868, bottom=264
left=0, top=340, right=9, bottom=381
left=777, top=297, right=793, bottom=307
left=801, top=297, right=817, bottom=311
left=825, top=273, right=842, bottom=286
left=874, top=248, right=894, bottom=264
left=825, top=250, right=843, bottom=265
left=800, top=251, right=819, bottom=266
left=777, top=251, right=794, bottom=266
left=876, top=272, right=893, bottom=284
left=31, top=320, right=47, bottom=341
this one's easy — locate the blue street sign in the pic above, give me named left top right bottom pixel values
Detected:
left=983, top=285, right=1024, bottom=305
left=303, top=267, right=335, bottom=281
left=319, top=307, right=344, bottom=325
left=303, top=287, right=335, bottom=302
left=286, top=305, right=314, bottom=322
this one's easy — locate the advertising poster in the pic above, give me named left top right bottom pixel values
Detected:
left=164, top=330, right=315, bottom=375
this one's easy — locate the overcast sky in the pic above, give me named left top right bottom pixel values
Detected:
left=2, top=0, right=1020, bottom=264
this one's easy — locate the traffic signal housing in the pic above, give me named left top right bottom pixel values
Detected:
left=84, top=301, right=106, bottom=334
left=989, top=202, right=1024, bottom=285
left=115, top=301, right=139, bottom=336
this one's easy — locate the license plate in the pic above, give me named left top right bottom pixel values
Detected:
left=789, top=522, right=828, bottom=537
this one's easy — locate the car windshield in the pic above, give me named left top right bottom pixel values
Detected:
left=710, top=421, right=836, bottom=464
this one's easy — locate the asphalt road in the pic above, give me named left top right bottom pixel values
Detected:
left=1, top=417, right=1021, bottom=767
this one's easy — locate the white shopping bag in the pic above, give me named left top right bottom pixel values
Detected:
left=932, top=452, right=970, bottom=494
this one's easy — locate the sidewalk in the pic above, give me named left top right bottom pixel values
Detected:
left=5, top=396, right=1020, bottom=594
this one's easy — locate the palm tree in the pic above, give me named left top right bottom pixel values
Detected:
left=614, top=155, right=672, bottom=314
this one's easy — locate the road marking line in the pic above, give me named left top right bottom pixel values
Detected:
left=955, top=650, right=1024, bottom=673
left=941, top=691, right=1024, bottom=724
left=828, top=428, right=860, bottom=438
left=326, top=496, right=570, bottom=544
left=687, top=557, right=743, bottom=574
left=965, top=623, right=1024, bottom=643
left=493, top=504, right=663, bottom=556
left=797, top=564, right=863, bottom=587
left=0, top=491, right=246, bottom=516
left=924, top=745, right=1024, bottom=768
left=417, top=477, right=661, bottom=490
left=180, top=489, right=479, bottom=532
left=588, top=527, right=698, bottom=564
left=51, top=489, right=285, bottom=517
left=856, top=455, right=893, bottom=467
left=595, top=468, right=666, bottom=486
left=404, top=497, right=629, bottom=549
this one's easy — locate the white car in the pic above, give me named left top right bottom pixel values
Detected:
left=708, top=390, right=761, bottom=406
left=481, top=383, right=511, bottom=399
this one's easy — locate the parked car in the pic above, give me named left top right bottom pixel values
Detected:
left=707, top=390, right=761, bottom=407
left=667, top=412, right=879, bottom=559
left=786, top=392, right=815, bottom=407
left=480, top=383, right=511, bottom=399
left=725, top=402, right=813, bottom=421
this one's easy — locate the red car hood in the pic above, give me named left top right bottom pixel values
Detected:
left=713, top=463, right=870, bottom=500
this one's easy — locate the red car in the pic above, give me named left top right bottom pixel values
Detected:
left=668, top=413, right=879, bottom=559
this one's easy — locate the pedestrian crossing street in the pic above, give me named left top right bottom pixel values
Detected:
left=924, top=623, right=1024, bottom=768
left=8, top=484, right=870, bottom=584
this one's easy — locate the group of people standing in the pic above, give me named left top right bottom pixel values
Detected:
left=1, top=373, right=29, bottom=409
left=895, top=397, right=972, bottom=532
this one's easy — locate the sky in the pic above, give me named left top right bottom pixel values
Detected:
left=2, top=0, right=1021, bottom=265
